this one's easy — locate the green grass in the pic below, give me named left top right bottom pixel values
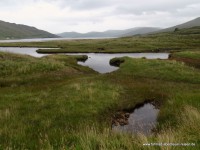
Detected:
left=112, top=57, right=200, bottom=84
left=0, top=52, right=200, bottom=149
left=69, top=105, right=200, bottom=149
left=0, top=27, right=200, bottom=149
left=0, top=79, right=121, bottom=149
left=0, top=52, right=95, bottom=87
left=170, top=50, right=200, bottom=68
left=171, top=51, right=200, bottom=59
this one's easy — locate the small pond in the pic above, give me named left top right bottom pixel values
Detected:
left=0, top=47, right=169, bottom=73
left=66, top=53, right=169, bottom=73
left=112, top=102, right=160, bottom=135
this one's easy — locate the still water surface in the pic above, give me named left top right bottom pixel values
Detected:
left=0, top=37, right=115, bottom=43
left=0, top=47, right=49, bottom=57
left=0, top=47, right=169, bottom=73
left=112, top=102, right=160, bottom=135
left=67, top=53, right=169, bottom=73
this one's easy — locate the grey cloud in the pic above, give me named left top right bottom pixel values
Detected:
left=54, top=0, right=113, bottom=10
left=0, top=0, right=199, bottom=33
left=1, top=0, right=200, bottom=12
left=53, top=0, right=200, bottom=12
left=112, top=0, right=200, bottom=15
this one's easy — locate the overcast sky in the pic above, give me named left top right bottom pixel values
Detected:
left=0, top=0, right=199, bottom=33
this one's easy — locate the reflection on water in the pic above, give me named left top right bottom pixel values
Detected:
left=112, top=102, right=160, bottom=135
left=0, top=47, right=169, bottom=73
left=67, top=53, right=169, bottom=73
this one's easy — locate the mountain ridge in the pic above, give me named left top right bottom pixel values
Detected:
left=1, top=17, right=199, bottom=39
left=0, top=20, right=59, bottom=40
left=57, top=27, right=161, bottom=38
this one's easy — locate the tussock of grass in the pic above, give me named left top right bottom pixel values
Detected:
left=0, top=52, right=65, bottom=76
left=109, top=57, right=125, bottom=67
left=0, top=52, right=95, bottom=87
left=170, top=50, right=200, bottom=69
left=171, top=51, right=200, bottom=59
left=116, top=57, right=200, bottom=83
left=157, top=106, right=200, bottom=149
left=0, top=77, right=122, bottom=149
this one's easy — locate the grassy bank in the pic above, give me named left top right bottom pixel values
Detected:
left=0, top=52, right=94, bottom=87
left=170, top=50, right=200, bottom=68
left=0, top=52, right=200, bottom=149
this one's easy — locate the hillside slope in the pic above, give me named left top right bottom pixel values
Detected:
left=157, top=17, right=200, bottom=33
left=57, top=27, right=161, bottom=38
left=0, top=20, right=59, bottom=39
left=120, top=27, right=161, bottom=37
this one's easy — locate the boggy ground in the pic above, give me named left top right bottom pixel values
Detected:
left=0, top=27, right=200, bottom=149
left=0, top=51, right=200, bottom=149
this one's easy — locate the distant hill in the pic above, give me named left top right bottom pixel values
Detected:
left=119, top=27, right=162, bottom=37
left=0, top=20, right=59, bottom=40
left=57, top=27, right=161, bottom=38
left=156, top=17, right=200, bottom=33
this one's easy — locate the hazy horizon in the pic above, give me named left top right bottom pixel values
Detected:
left=0, top=0, right=199, bottom=34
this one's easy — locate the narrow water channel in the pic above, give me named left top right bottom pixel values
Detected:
left=0, top=47, right=48, bottom=57
left=0, top=47, right=169, bottom=73
left=66, top=53, right=169, bottom=73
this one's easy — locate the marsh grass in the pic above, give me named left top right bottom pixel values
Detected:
left=41, top=105, right=198, bottom=150
left=170, top=50, right=200, bottom=69
left=61, top=105, right=199, bottom=150
left=0, top=45, right=200, bottom=149
left=0, top=68, right=122, bottom=149
left=171, top=51, right=200, bottom=59
left=0, top=52, right=95, bottom=87
left=111, top=57, right=200, bottom=84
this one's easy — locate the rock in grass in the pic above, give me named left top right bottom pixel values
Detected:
left=109, top=57, right=125, bottom=67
